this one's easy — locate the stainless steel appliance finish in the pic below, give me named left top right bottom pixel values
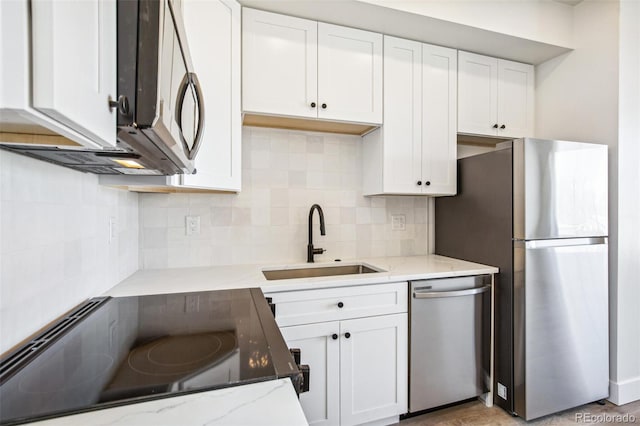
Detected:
left=513, top=138, right=608, bottom=240
left=435, top=138, right=609, bottom=420
left=113, top=0, right=204, bottom=174
left=0, top=0, right=204, bottom=176
left=262, top=263, right=382, bottom=280
left=514, top=237, right=609, bottom=420
left=409, top=275, right=491, bottom=413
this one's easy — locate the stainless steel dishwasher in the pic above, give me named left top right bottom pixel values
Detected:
left=409, top=275, right=491, bottom=413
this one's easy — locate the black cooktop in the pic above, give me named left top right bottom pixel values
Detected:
left=0, top=288, right=298, bottom=425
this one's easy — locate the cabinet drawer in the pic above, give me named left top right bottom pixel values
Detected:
left=266, top=282, right=408, bottom=327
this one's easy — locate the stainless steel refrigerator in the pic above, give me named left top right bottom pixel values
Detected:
left=435, top=138, right=609, bottom=420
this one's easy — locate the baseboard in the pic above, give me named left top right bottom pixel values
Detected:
left=608, top=376, right=640, bottom=405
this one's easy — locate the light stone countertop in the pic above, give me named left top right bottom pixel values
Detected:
left=106, top=255, right=499, bottom=297
left=92, top=254, right=496, bottom=426
left=27, top=379, right=307, bottom=426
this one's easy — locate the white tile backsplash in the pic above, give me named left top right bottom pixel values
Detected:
left=0, top=150, right=138, bottom=355
left=139, top=127, right=429, bottom=268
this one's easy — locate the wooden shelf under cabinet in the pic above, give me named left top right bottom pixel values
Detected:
left=243, top=113, right=378, bottom=136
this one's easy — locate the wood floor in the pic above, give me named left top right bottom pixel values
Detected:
left=401, top=399, right=640, bottom=425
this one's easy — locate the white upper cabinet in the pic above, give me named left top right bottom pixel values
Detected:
left=497, top=59, right=535, bottom=138
left=317, top=23, right=383, bottom=124
left=31, top=0, right=117, bottom=147
left=372, top=36, right=422, bottom=194
left=420, top=43, right=457, bottom=195
left=457, top=52, right=498, bottom=137
left=1, top=0, right=116, bottom=148
left=458, top=51, right=534, bottom=138
left=242, top=8, right=382, bottom=125
left=242, top=8, right=318, bottom=119
left=363, top=36, right=456, bottom=196
left=181, top=0, right=241, bottom=191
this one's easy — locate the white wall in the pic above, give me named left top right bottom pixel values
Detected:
left=358, top=0, right=574, bottom=48
left=0, top=151, right=139, bottom=355
left=610, top=0, right=640, bottom=406
left=535, top=0, right=640, bottom=405
left=139, top=127, right=428, bottom=268
left=534, top=0, right=619, bottom=322
left=535, top=0, right=619, bottom=145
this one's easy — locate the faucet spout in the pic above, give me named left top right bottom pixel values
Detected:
left=307, top=204, right=326, bottom=263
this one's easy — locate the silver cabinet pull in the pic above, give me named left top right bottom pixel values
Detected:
left=413, top=284, right=491, bottom=299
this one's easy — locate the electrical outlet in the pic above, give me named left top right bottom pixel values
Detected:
left=391, top=214, right=406, bottom=231
left=497, top=383, right=507, bottom=400
left=186, top=216, right=201, bottom=236
left=109, top=217, right=117, bottom=243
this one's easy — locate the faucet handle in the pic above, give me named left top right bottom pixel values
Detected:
left=313, top=247, right=326, bottom=255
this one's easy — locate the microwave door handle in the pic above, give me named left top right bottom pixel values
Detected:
left=175, top=72, right=191, bottom=151
left=188, top=72, right=205, bottom=161
left=174, top=72, right=204, bottom=161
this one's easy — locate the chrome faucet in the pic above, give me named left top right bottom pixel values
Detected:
left=307, top=204, right=326, bottom=263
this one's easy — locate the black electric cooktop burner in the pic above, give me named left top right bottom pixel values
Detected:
left=0, top=288, right=299, bottom=425
left=127, top=332, right=236, bottom=375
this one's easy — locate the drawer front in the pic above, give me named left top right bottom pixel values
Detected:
left=266, top=282, right=408, bottom=327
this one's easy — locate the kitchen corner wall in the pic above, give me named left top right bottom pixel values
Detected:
left=0, top=151, right=139, bottom=354
left=140, top=127, right=429, bottom=268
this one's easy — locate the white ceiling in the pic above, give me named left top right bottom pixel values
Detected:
left=239, top=0, right=573, bottom=64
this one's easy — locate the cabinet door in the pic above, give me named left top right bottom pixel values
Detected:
left=497, top=59, right=534, bottom=138
left=421, top=44, right=457, bottom=195
left=318, top=23, right=382, bottom=124
left=31, top=0, right=116, bottom=147
left=381, top=36, right=423, bottom=194
left=181, top=0, right=241, bottom=191
left=281, top=322, right=340, bottom=426
left=340, top=313, right=408, bottom=426
left=457, top=51, right=498, bottom=136
left=242, top=9, right=317, bottom=118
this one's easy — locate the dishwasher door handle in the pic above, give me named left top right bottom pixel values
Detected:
left=412, top=284, right=491, bottom=299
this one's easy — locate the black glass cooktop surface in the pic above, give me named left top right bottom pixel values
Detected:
left=0, top=288, right=295, bottom=425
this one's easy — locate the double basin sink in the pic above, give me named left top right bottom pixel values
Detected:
left=263, top=263, right=384, bottom=281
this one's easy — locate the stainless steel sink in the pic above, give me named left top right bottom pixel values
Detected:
left=262, top=263, right=384, bottom=280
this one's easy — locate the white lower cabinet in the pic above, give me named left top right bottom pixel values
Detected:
left=269, top=283, right=408, bottom=426
left=339, top=314, right=408, bottom=426
left=280, top=322, right=341, bottom=426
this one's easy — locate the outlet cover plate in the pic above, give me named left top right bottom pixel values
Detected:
left=186, top=216, right=201, bottom=236
left=497, top=382, right=507, bottom=400
left=391, top=214, right=406, bottom=231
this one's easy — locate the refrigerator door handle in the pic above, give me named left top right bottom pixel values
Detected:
left=523, top=237, right=607, bottom=249
left=413, top=285, right=491, bottom=299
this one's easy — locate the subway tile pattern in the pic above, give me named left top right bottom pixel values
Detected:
left=0, top=151, right=138, bottom=354
left=140, top=127, right=428, bottom=268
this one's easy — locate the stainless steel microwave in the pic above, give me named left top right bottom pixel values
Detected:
left=115, top=0, right=204, bottom=175
left=0, top=0, right=205, bottom=175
